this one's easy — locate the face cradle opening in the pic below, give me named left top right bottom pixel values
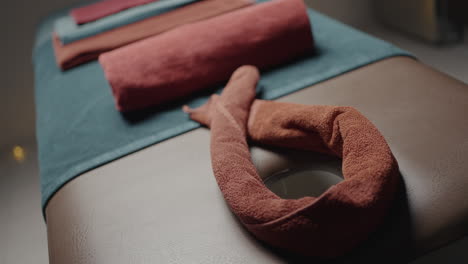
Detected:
left=251, top=146, right=344, bottom=199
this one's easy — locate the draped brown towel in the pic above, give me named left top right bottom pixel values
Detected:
left=184, top=66, right=401, bottom=258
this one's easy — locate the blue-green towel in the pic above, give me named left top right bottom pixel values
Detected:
left=55, top=0, right=200, bottom=44
left=34, top=4, right=411, bottom=214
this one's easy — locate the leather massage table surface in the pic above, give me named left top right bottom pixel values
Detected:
left=45, top=57, right=468, bottom=263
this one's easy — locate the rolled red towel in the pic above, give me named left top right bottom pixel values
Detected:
left=71, top=0, right=160, bottom=25
left=99, top=0, right=314, bottom=112
left=184, top=65, right=400, bottom=258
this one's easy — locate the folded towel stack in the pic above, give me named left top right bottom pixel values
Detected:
left=53, top=0, right=252, bottom=69
left=55, top=0, right=201, bottom=45
left=100, top=0, right=314, bottom=111
left=53, top=0, right=316, bottom=110
left=184, top=66, right=401, bottom=258
left=71, top=0, right=160, bottom=25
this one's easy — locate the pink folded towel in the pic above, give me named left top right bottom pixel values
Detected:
left=71, top=0, right=160, bottom=24
left=184, top=66, right=401, bottom=258
left=99, top=0, right=314, bottom=112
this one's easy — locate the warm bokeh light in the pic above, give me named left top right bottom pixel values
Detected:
left=12, top=145, right=26, bottom=162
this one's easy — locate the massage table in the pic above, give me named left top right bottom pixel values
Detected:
left=44, top=56, right=468, bottom=263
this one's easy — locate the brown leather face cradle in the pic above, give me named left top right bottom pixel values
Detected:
left=45, top=57, right=468, bottom=263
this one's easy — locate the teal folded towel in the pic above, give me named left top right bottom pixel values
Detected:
left=54, top=0, right=200, bottom=44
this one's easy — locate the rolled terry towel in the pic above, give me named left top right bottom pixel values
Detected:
left=183, top=66, right=401, bottom=258
left=71, top=0, right=160, bottom=25
left=99, top=0, right=314, bottom=112
left=53, top=0, right=252, bottom=70
left=55, top=0, right=200, bottom=45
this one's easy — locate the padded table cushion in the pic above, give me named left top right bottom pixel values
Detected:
left=45, top=57, right=468, bottom=263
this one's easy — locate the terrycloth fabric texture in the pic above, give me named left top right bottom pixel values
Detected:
left=184, top=66, right=400, bottom=258
left=33, top=1, right=410, bottom=214
left=100, top=0, right=314, bottom=112
left=55, top=0, right=200, bottom=44
left=53, top=0, right=252, bottom=70
left=71, top=0, right=160, bottom=25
